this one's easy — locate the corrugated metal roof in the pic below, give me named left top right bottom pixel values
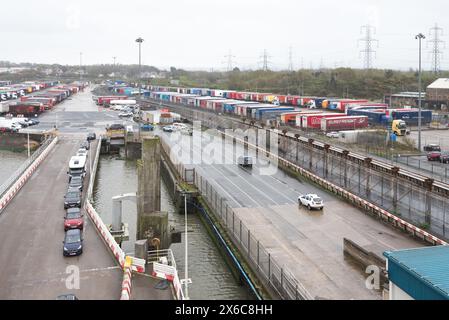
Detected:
left=427, top=78, right=449, bottom=89
left=384, top=246, right=449, bottom=299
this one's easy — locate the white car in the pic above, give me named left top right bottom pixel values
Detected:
left=118, top=111, right=133, bottom=117
left=326, top=131, right=339, bottom=138
left=298, top=194, right=324, bottom=210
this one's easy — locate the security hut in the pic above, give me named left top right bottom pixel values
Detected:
left=383, top=245, right=449, bottom=300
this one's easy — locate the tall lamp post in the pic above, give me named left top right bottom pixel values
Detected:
left=180, top=192, right=191, bottom=299
left=415, top=33, right=425, bottom=152
left=135, top=37, right=144, bottom=139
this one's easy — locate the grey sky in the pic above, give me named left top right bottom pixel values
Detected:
left=1, top=0, right=448, bottom=71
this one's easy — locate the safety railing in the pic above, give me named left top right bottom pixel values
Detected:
left=159, top=134, right=313, bottom=300
left=0, top=136, right=54, bottom=199
left=0, top=136, right=57, bottom=213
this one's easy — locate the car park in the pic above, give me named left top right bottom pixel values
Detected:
left=68, top=175, right=83, bottom=191
left=64, top=188, right=82, bottom=209
left=298, top=194, right=324, bottom=210
left=64, top=208, right=84, bottom=231
left=63, top=229, right=83, bottom=257
left=237, top=155, right=253, bottom=168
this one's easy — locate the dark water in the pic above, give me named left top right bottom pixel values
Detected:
left=0, top=150, right=27, bottom=186
left=92, top=155, right=249, bottom=300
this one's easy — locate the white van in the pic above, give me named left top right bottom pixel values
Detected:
left=68, top=156, right=87, bottom=179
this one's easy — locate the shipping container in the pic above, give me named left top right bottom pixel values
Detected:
left=390, top=110, right=432, bottom=125
left=298, top=113, right=346, bottom=129
left=320, top=116, right=369, bottom=132
left=347, top=109, right=390, bottom=125
left=254, top=107, right=294, bottom=121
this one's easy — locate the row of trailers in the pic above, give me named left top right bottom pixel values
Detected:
left=0, top=82, right=87, bottom=117
left=148, top=91, right=371, bottom=132
left=145, top=84, right=372, bottom=111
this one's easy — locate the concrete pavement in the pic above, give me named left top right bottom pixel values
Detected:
left=0, top=137, right=122, bottom=299
left=159, top=128, right=425, bottom=300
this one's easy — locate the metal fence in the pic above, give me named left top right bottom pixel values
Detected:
left=159, top=134, right=313, bottom=300
left=277, top=135, right=449, bottom=240
left=0, top=137, right=54, bottom=199
left=194, top=170, right=313, bottom=300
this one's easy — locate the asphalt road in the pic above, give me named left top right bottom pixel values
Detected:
left=21, top=86, right=136, bottom=137
left=159, top=127, right=425, bottom=300
left=0, top=137, right=122, bottom=299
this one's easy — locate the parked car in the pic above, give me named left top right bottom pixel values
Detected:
left=108, top=124, right=125, bottom=131
left=326, top=131, right=339, bottom=138
left=76, top=148, right=88, bottom=157
left=64, top=208, right=84, bottom=231
left=162, top=125, right=175, bottom=132
left=80, top=141, right=89, bottom=150
left=424, top=144, right=441, bottom=152
left=440, top=152, right=449, bottom=164
left=427, top=151, right=441, bottom=161
left=27, top=119, right=40, bottom=126
left=118, top=111, right=133, bottom=117
left=237, top=156, right=253, bottom=168
left=64, top=189, right=82, bottom=209
left=63, top=229, right=83, bottom=257
left=87, top=132, right=96, bottom=141
left=141, top=123, right=154, bottom=131
left=298, top=194, right=324, bottom=210
left=68, top=175, right=83, bottom=191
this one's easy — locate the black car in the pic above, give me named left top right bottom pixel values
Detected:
left=28, top=119, right=40, bottom=126
left=63, top=229, right=83, bottom=257
left=440, top=152, right=449, bottom=164
left=87, top=132, right=96, bottom=141
left=68, top=175, right=83, bottom=191
left=108, top=124, right=125, bottom=130
left=80, top=141, right=89, bottom=150
left=64, top=188, right=82, bottom=209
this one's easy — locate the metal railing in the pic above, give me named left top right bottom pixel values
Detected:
left=159, top=134, right=313, bottom=300
left=0, top=137, right=54, bottom=199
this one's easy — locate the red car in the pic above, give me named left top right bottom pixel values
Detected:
left=427, top=151, right=441, bottom=161
left=64, top=208, right=84, bottom=231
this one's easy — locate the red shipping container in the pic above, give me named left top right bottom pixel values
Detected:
left=320, top=116, right=369, bottom=131
left=301, top=113, right=347, bottom=129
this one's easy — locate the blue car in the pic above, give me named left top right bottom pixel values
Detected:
left=141, top=124, right=154, bottom=131
left=63, top=229, right=83, bottom=257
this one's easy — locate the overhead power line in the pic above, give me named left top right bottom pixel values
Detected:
left=427, top=23, right=445, bottom=74
left=358, top=25, right=379, bottom=69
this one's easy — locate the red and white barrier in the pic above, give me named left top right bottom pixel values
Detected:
left=225, top=132, right=448, bottom=246
left=85, top=201, right=126, bottom=268
left=120, top=265, right=132, bottom=300
left=151, top=264, right=185, bottom=300
left=0, top=137, right=58, bottom=212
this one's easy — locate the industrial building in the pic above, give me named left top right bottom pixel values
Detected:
left=383, top=246, right=449, bottom=300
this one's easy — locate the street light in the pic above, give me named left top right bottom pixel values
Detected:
left=180, top=192, right=192, bottom=299
left=415, top=33, right=425, bottom=152
left=135, top=37, right=144, bottom=139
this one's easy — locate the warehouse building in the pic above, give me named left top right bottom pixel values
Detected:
left=426, top=78, right=449, bottom=111
left=383, top=246, right=449, bottom=300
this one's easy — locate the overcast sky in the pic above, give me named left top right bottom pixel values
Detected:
left=1, top=0, right=448, bottom=71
